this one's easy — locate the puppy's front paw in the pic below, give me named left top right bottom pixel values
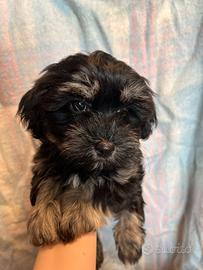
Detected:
left=114, top=213, right=145, bottom=264
left=28, top=201, right=61, bottom=246
left=59, top=200, right=106, bottom=243
left=115, top=234, right=143, bottom=264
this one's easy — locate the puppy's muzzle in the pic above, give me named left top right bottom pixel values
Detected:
left=95, top=140, right=115, bottom=157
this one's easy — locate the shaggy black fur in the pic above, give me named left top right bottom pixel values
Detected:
left=18, top=50, right=157, bottom=268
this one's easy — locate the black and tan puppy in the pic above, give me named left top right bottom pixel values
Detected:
left=18, top=51, right=157, bottom=268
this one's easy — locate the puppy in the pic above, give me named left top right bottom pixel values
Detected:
left=18, top=51, right=157, bottom=268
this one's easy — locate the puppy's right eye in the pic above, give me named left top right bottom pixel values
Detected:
left=70, top=100, right=89, bottom=113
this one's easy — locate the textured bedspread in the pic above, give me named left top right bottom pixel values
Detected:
left=0, top=1, right=202, bottom=269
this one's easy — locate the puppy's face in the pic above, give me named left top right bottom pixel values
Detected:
left=18, top=51, right=156, bottom=174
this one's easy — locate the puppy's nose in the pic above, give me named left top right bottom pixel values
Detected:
left=95, top=140, right=115, bottom=157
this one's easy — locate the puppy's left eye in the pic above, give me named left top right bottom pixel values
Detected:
left=70, top=100, right=89, bottom=113
left=115, top=108, right=127, bottom=113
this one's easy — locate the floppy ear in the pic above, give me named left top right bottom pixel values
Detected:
left=139, top=107, right=157, bottom=139
left=17, top=86, right=47, bottom=139
left=122, top=76, right=157, bottom=140
left=137, top=85, right=157, bottom=140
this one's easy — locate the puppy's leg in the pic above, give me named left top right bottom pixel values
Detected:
left=59, top=189, right=107, bottom=243
left=96, top=232, right=104, bottom=270
left=113, top=211, right=145, bottom=264
left=28, top=181, right=61, bottom=246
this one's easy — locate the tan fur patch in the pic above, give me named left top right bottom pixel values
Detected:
left=59, top=193, right=107, bottom=240
left=28, top=179, right=108, bottom=245
left=59, top=73, right=99, bottom=99
left=114, top=211, right=144, bottom=246
left=120, top=79, right=151, bottom=102
left=28, top=200, right=61, bottom=246
left=27, top=181, right=61, bottom=246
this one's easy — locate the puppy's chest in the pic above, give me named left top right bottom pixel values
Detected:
left=93, top=187, right=130, bottom=215
left=68, top=174, right=132, bottom=214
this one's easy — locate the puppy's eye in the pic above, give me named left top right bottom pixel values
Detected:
left=70, top=100, right=89, bottom=113
left=115, top=108, right=127, bottom=113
